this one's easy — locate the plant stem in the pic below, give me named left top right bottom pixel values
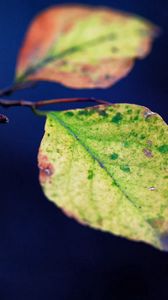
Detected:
left=0, top=97, right=110, bottom=109
left=0, top=81, right=37, bottom=97
left=0, top=114, right=9, bottom=123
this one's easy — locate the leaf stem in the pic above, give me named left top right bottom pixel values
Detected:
left=0, top=113, right=9, bottom=123
left=0, top=81, right=37, bottom=97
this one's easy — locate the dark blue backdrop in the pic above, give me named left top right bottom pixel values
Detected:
left=0, top=1, right=168, bottom=299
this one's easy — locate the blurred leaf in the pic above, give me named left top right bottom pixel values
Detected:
left=38, top=103, right=168, bottom=250
left=16, top=5, right=158, bottom=89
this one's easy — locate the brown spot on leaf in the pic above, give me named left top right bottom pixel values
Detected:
left=148, top=186, right=157, bottom=191
left=111, top=46, right=119, bottom=53
left=148, top=218, right=166, bottom=230
left=143, top=109, right=156, bottom=119
left=81, top=64, right=94, bottom=73
left=143, top=148, right=153, bottom=158
left=147, top=140, right=153, bottom=146
left=38, top=151, right=54, bottom=183
left=56, top=60, right=68, bottom=67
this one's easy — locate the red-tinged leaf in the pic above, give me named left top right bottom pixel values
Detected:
left=16, top=5, right=158, bottom=89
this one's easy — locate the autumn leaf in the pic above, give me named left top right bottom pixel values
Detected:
left=16, top=5, right=158, bottom=89
left=38, top=103, right=168, bottom=251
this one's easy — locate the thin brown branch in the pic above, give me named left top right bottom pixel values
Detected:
left=0, top=113, right=9, bottom=123
left=34, top=97, right=110, bottom=107
left=0, top=97, right=111, bottom=109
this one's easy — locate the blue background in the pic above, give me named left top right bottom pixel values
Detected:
left=0, top=1, right=168, bottom=299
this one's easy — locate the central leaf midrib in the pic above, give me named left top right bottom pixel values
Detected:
left=17, top=32, right=118, bottom=81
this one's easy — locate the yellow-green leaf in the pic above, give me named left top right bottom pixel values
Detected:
left=16, top=5, right=158, bottom=89
left=38, top=104, right=168, bottom=251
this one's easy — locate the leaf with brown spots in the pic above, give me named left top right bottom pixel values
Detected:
left=16, top=5, right=158, bottom=89
left=38, top=103, right=168, bottom=251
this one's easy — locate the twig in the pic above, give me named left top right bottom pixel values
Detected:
left=0, top=97, right=111, bottom=109
left=0, top=114, right=9, bottom=123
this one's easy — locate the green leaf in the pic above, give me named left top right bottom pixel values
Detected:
left=16, top=5, right=158, bottom=89
left=38, top=104, right=168, bottom=251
